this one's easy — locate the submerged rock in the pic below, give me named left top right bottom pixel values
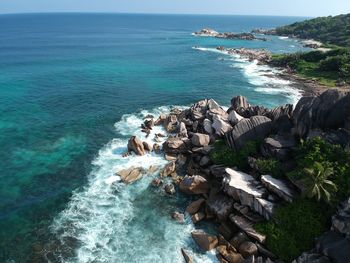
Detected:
left=181, top=248, right=194, bottom=263
left=164, top=184, right=176, bottom=195
left=172, top=211, right=185, bottom=224
left=191, top=230, right=218, bottom=251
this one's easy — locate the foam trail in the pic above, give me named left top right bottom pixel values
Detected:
left=193, top=46, right=302, bottom=105
left=51, top=107, right=217, bottom=263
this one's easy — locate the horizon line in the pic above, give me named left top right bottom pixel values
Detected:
left=0, top=11, right=313, bottom=18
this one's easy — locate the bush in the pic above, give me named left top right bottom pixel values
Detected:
left=210, top=140, right=260, bottom=170
left=255, top=198, right=332, bottom=262
left=289, top=137, right=350, bottom=203
left=256, top=158, right=284, bottom=178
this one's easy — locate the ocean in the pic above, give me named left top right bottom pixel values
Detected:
left=0, top=13, right=309, bottom=262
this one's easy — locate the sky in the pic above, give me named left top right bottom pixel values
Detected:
left=0, top=0, right=349, bottom=17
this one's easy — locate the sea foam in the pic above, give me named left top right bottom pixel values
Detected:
left=193, top=46, right=302, bottom=105
left=50, top=107, right=217, bottom=263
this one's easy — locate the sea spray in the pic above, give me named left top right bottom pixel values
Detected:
left=193, top=46, right=302, bottom=105
left=50, top=107, right=218, bottom=263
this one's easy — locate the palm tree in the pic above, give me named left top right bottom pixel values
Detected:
left=303, top=162, right=337, bottom=203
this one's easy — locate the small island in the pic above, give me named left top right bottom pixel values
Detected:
left=194, top=28, right=267, bottom=41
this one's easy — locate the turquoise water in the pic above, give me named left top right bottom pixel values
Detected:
left=0, top=13, right=309, bottom=262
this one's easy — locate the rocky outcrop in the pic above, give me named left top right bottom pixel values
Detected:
left=194, top=28, right=267, bottom=41
left=223, top=168, right=276, bottom=219
left=163, top=137, right=189, bottom=154
left=261, top=135, right=296, bottom=161
left=206, top=193, right=234, bottom=221
left=117, top=167, right=145, bottom=184
left=191, top=133, right=210, bottom=147
left=179, top=175, right=210, bottom=195
left=261, top=175, right=297, bottom=203
left=191, top=230, right=218, bottom=251
left=217, top=47, right=271, bottom=63
left=226, top=116, right=272, bottom=151
left=332, top=198, right=350, bottom=236
left=181, top=249, right=194, bottom=263
left=293, top=90, right=350, bottom=139
left=127, top=136, right=146, bottom=156
left=186, top=198, right=205, bottom=214
left=230, top=215, right=266, bottom=243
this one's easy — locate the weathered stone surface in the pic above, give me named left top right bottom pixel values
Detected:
left=261, top=175, right=297, bottom=203
left=212, top=115, right=233, bottom=136
left=217, top=245, right=245, bottom=263
left=151, top=178, right=163, bottom=187
left=293, top=90, right=350, bottom=138
left=191, top=133, right=210, bottom=147
left=163, top=137, right=188, bottom=154
left=230, top=215, right=266, bottom=243
left=230, top=96, right=250, bottom=113
left=142, top=141, right=152, bottom=152
left=332, top=198, right=350, bottom=237
left=206, top=193, right=234, bottom=221
left=228, top=110, right=244, bottom=126
left=292, top=252, right=331, bottom=263
left=148, top=165, right=159, bottom=174
left=186, top=198, right=206, bottom=214
left=127, top=136, right=146, bottom=156
left=238, top=241, right=258, bottom=258
left=164, top=114, right=178, bottom=132
left=203, top=118, right=214, bottom=134
left=191, top=230, right=218, bottom=251
left=230, top=232, right=250, bottom=250
left=179, top=175, right=210, bottom=195
left=117, top=167, right=145, bottom=184
left=223, top=168, right=275, bottom=220
left=261, top=135, right=296, bottom=161
left=219, top=222, right=237, bottom=241
left=178, top=122, right=188, bottom=138
left=192, top=212, right=205, bottom=223
left=199, top=155, right=212, bottom=168
left=226, top=116, right=272, bottom=151
left=181, top=248, right=194, bottom=263
left=160, top=161, right=176, bottom=177
left=316, top=231, right=350, bottom=263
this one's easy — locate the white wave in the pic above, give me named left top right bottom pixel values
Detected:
left=194, top=46, right=302, bottom=105
left=50, top=107, right=218, bottom=263
left=279, top=36, right=289, bottom=40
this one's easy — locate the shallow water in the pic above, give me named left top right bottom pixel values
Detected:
left=0, top=13, right=309, bottom=262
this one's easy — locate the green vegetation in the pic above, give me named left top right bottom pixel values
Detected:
left=303, top=162, right=337, bottom=203
left=256, top=158, right=284, bottom=178
left=275, top=13, right=350, bottom=47
left=210, top=140, right=260, bottom=170
left=255, top=198, right=332, bottom=262
left=270, top=48, right=350, bottom=86
left=256, top=137, right=350, bottom=262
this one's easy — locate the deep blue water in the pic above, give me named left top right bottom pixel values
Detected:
left=0, top=13, right=309, bottom=262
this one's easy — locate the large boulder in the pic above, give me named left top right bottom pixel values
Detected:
left=160, top=161, right=176, bottom=177
left=238, top=241, right=258, bottom=258
left=217, top=245, right=245, bottom=263
left=228, top=110, right=244, bottom=126
left=186, top=198, right=206, bottom=214
left=212, top=115, right=233, bottom=136
left=179, top=175, right=210, bottom=195
left=164, top=114, right=178, bottom=132
left=191, top=230, right=218, bottom=251
left=223, top=168, right=275, bottom=220
left=316, top=231, right=350, bottom=263
left=261, top=175, right=297, bottom=203
left=191, top=133, right=210, bottom=147
left=127, top=136, right=146, bottom=156
left=332, top=198, right=350, bottom=237
left=163, top=137, right=189, bottom=154
left=206, top=193, right=234, bottom=221
left=292, top=252, right=331, bottom=263
left=117, top=167, right=145, bottom=184
left=225, top=116, right=272, bottom=151
left=293, top=90, right=350, bottom=138
left=230, top=215, right=266, bottom=243
left=261, top=135, right=296, bottom=161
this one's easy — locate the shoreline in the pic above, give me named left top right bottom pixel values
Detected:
left=115, top=89, right=349, bottom=262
